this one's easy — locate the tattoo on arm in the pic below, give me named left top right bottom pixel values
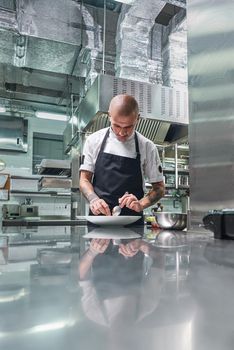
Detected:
left=146, top=182, right=165, bottom=205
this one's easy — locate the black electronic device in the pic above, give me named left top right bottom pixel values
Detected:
left=203, top=209, right=234, bottom=239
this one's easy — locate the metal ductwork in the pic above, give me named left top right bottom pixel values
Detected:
left=65, top=74, right=188, bottom=151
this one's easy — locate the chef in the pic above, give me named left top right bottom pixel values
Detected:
left=79, top=94, right=165, bottom=222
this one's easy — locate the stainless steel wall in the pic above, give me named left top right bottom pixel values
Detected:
left=187, top=0, right=234, bottom=229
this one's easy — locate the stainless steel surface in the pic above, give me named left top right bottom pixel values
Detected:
left=72, top=74, right=188, bottom=147
left=154, top=212, right=187, bottom=230
left=0, top=225, right=234, bottom=350
left=187, top=0, right=234, bottom=230
left=0, top=114, right=28, bottom=152
left=155, top=230, right=187, bottom=248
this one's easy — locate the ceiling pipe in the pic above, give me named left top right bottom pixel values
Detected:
left=102, top=0, right=107, bottom=74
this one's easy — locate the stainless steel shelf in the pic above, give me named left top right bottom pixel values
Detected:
left=10, top=190, right=71, bottom=197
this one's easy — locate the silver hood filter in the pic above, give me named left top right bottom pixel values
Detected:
left=69, top=75, right=188, bottom=148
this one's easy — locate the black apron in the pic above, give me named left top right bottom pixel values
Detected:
left=91, top=128, right=144, bottom=226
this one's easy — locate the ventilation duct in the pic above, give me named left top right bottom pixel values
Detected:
left=64, top=74, right=188, bottom=152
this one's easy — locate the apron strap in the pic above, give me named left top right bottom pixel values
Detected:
left=134, top=132, right=141, bottom=158
left=99, top=128, right=110, bottom=153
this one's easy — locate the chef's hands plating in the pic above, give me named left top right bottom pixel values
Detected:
left=118, top=193, right=143, bottom=213
left=90, top=192, right=143, bottom=216
left=90, top=197, right=111, bottom=216
left=88, top=191, right=144, bottom=216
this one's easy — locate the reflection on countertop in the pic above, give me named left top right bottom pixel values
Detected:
left=0, top=225, right=234, bottom=350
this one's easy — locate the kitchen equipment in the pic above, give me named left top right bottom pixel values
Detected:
left=38, top=177, right=71, bottom=190
left=66, top=74, right=188, bottom=155
left=203, top=209, right=234, bottom=239
left=84, top=215, right=141, bottom=226
left=0, top=115, right=28, bottom=152
left=153, top=212, right=187, bottom=230
left=37, top=159, right=71, bottom=176
left=20, top=199, right=38, bottom=218
left=2, top=204, right=20, bottom=219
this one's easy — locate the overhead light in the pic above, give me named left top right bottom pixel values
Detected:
left=36, top=111, right=68, bottom=121
left=0, top=107, right=6, bottom=113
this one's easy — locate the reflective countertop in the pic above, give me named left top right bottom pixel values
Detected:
left=0, top=225, right=234, bottom=350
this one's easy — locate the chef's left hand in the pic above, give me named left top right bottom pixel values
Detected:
left=118, top=193, right=143, bottom=212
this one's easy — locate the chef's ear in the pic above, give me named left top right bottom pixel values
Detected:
left=137, top=113, right=140, bottom=121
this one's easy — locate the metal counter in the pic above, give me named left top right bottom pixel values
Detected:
left=2, top=217, right=87, bottom=227
left=0, top=226, right=234, bottom=350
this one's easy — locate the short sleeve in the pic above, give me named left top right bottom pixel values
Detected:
left=79, top=137, right=95, bottom=173
left=144, top=144, right=164, bottom=183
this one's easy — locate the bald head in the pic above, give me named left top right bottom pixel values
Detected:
left=108, top=94, right=139, bottom=117
left=108, top=95, right=139, bottom=142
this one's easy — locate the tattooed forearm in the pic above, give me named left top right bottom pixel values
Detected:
left=146, top=189, right=163, bottom=205
left=139, top=181, right=165, bottom=209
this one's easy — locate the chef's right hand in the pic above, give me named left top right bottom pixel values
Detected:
left=90, top=198, right=111, bottom=216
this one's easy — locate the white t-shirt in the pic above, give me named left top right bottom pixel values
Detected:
left=79, top=127, right=164, bottom=190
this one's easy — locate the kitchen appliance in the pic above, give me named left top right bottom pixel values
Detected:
left=20, top=199, right=38, bottom=218
left=203, top=209, right=234, bottom=239
left=2, top=204, right=20, bottom=219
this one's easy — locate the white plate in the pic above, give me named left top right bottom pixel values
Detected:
left=84, top=215, right=141, bottom=226
left=83, top=227, right=141, bottom=239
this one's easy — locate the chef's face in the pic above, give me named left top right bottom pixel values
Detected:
left=109, top=112, right=139, bottom=142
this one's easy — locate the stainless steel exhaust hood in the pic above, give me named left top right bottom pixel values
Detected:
left=65, top=74, right=188, bottom=150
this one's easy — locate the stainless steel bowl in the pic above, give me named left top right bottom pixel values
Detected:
left=154, top=212, right=187, bottom=230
